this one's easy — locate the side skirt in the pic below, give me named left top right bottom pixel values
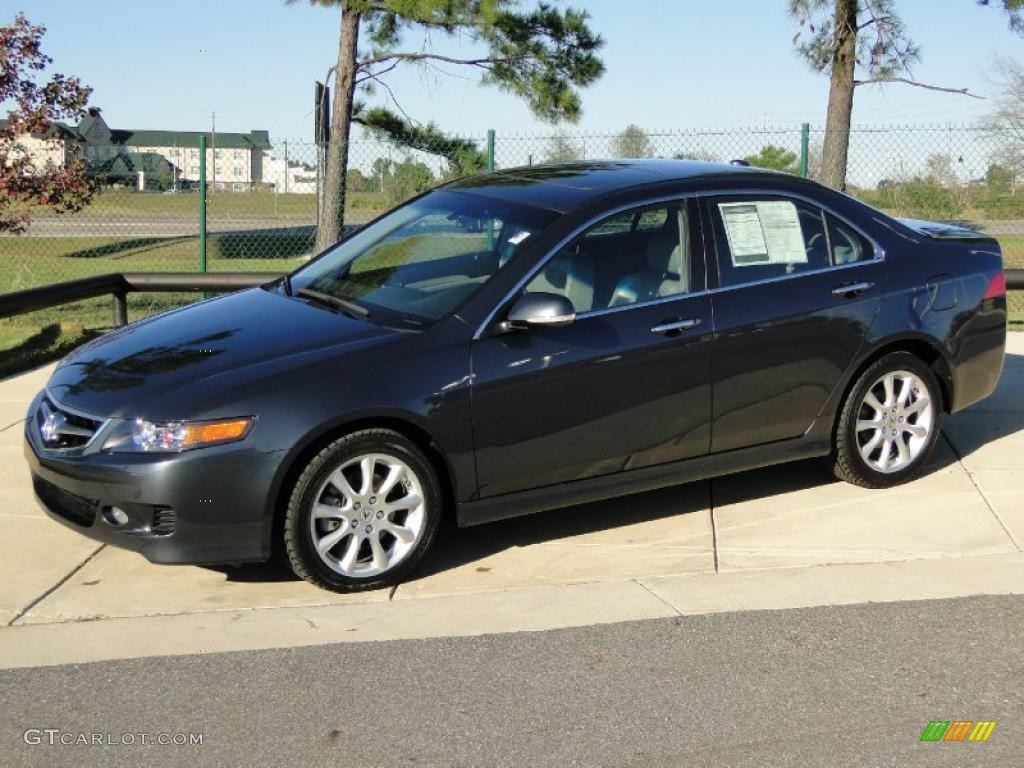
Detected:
left=456, top=435, right=832, bottom=527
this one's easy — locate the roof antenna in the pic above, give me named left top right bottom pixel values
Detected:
left=729, top=159, right=750, bottom=167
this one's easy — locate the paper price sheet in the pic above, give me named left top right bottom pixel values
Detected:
left=719, top=201, right=807, bottom=266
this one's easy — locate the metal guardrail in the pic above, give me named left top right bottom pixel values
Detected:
left=0, top=269, right=1021, bottom=329
left=0, top=272, right=284, bottom=326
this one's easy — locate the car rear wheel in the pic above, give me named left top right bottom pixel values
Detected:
left=832, top=352, right=943, bottom=488
left=283, top=429, right=441, bottom=592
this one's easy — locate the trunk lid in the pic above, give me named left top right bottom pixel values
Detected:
left=897, top=218, right=998, bottom=244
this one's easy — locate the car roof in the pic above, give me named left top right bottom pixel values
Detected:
left=444, top=159, right=777, bottom=212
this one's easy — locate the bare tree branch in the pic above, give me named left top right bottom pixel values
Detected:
left=361, top=68, right=421, bottom=126
left=354, top=59, right=400, bottom=85
left=357, top=51, right=503, bottom=69
left=854, top=76, right=984, bottom=98
left=857, top=16, right=890, bottom=29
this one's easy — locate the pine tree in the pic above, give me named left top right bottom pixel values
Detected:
left=789, top=1, right=979, bottom=190
left=292, top=1, right=604, bottom=252
left=612, top=125, right=653, bottom=159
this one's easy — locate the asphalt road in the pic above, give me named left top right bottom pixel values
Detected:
left=1, top=594, right=1020, bottom=767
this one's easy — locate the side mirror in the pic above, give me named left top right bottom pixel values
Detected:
left=504, top=292, right=576, bottom=330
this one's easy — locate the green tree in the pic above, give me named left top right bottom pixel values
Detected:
left=744, top=145, right=800, bottom=174
left=0, top=14, right=97, bottom=234
left=894, top=180, right=964, bottom=220
left=923, top=153, right=958, bottom=187
left=612, top=124, right=653, bottom=158
left=978, top=0, right=1024, bottom=33
left=789, top=1, right=979, bottom=191
left=672, top=149, right=720, bottom=163
left=292, top=1, right=604, bottom=252
left=354, top=108, right=485, bottom=179
left=545, top=133, right=582, bottom=163
left=986, top=162, right=1014, bottom=193
left=386, top=157, right=435, bottom=204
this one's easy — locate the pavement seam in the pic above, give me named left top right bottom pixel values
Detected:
left=632, top=578, right=682, bottom=616
left=708, top=480, right=720, bottom=574
left=7, top=543, right=106, bottom=627
left=0, top=418, right=26, bottom=434
left=942, top=431, right=1022, bottom=552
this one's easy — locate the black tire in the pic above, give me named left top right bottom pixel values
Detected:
left=283, top=429, right=442, bottom=592
left=831, top=352, right=943, bottom=489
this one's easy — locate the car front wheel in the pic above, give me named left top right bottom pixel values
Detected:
left=283, top=429, right=441, bottom=592
left=832, top=352, right=943, bottom=488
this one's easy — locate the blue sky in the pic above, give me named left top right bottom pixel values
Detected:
left=11, top=0, right=1023, bottom=141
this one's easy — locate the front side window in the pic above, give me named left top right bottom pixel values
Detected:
left=524, top=202, right=692, bottom=314
left=290, top=190, right=557, bottom=327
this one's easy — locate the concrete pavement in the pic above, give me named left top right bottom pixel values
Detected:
left=1, top=336, right=1022, bottom=668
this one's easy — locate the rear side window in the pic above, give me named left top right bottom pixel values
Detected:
left=709, top=197, right=830, bottom=287
left=828, top=214, right=873, bottom=264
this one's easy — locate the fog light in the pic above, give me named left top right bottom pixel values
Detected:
left=102, top=506, right=129, bottom=527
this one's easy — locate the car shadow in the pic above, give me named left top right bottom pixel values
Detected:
left=215, top=351, right=1023, bottom=587
left=409, top=480, right=714, bottom=582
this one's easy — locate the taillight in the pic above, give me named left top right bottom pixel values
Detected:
left=984, top=271, right=1006, bottom=300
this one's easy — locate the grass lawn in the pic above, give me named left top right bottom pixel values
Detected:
left=28, top=189, right=387, bottom=223
left=0, top=323, right=104, bottom=380
left=1, top=234, right=306, bottom=294
left=0, top=233, right=303, bottom=376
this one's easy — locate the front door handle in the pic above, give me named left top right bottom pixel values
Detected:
left=832, top=281, right=874, bottom=297
left=651, top=318, right=702, bottom=335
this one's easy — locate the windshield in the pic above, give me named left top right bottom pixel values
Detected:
left=289, top=190, right=558, bottom=327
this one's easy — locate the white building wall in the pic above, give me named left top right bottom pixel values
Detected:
left=10, top=134, right=69, bottom=172
left=263, top=155, right=318, bottom=194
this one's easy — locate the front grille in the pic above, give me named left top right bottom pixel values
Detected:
left=152, top=507, right=176, bottom=535
left=33, top=475, right=97, bottom=527
left=37, top=396, right=103, bottom=451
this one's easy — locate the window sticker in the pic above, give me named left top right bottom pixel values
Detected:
left=507, top=230, right=532, bottom=245
left=719, top=201, right=807, bottom=266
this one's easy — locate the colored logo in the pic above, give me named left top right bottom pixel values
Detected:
left=920, top=721, right=996, bottom=742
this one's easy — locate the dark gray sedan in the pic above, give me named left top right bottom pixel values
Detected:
left=25, top=161, right=1007, bottom=591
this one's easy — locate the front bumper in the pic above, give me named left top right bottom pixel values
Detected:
left=24, top=399, right=284, bottom=565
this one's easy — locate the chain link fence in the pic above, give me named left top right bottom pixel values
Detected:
left=2, top=123, right=1022, bottom=370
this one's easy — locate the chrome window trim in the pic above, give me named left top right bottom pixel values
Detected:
left=473, top=187, right=886, bottom=339
left=577, top=290, right=704, bottom=320
left=704, top=257, right=878, bottom=296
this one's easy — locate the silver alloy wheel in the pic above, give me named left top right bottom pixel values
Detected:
left=855, top=369, right=934, bottom=474
left=309, top=452, right=426, bottom=578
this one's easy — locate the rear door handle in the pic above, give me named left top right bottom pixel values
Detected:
left=832, top=281, right=874, bottom=297
left=651, top=318, right=702, bottom=334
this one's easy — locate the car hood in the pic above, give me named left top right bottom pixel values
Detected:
left=46, top=287, right=397, bottom=417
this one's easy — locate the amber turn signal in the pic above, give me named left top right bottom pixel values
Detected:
left=182, top=418, right=253, bottom=447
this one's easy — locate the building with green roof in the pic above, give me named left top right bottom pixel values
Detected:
left=6, top=110, right=273, bottom=190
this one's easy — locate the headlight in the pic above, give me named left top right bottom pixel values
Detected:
left=103, top=417, right=254, bottom=452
